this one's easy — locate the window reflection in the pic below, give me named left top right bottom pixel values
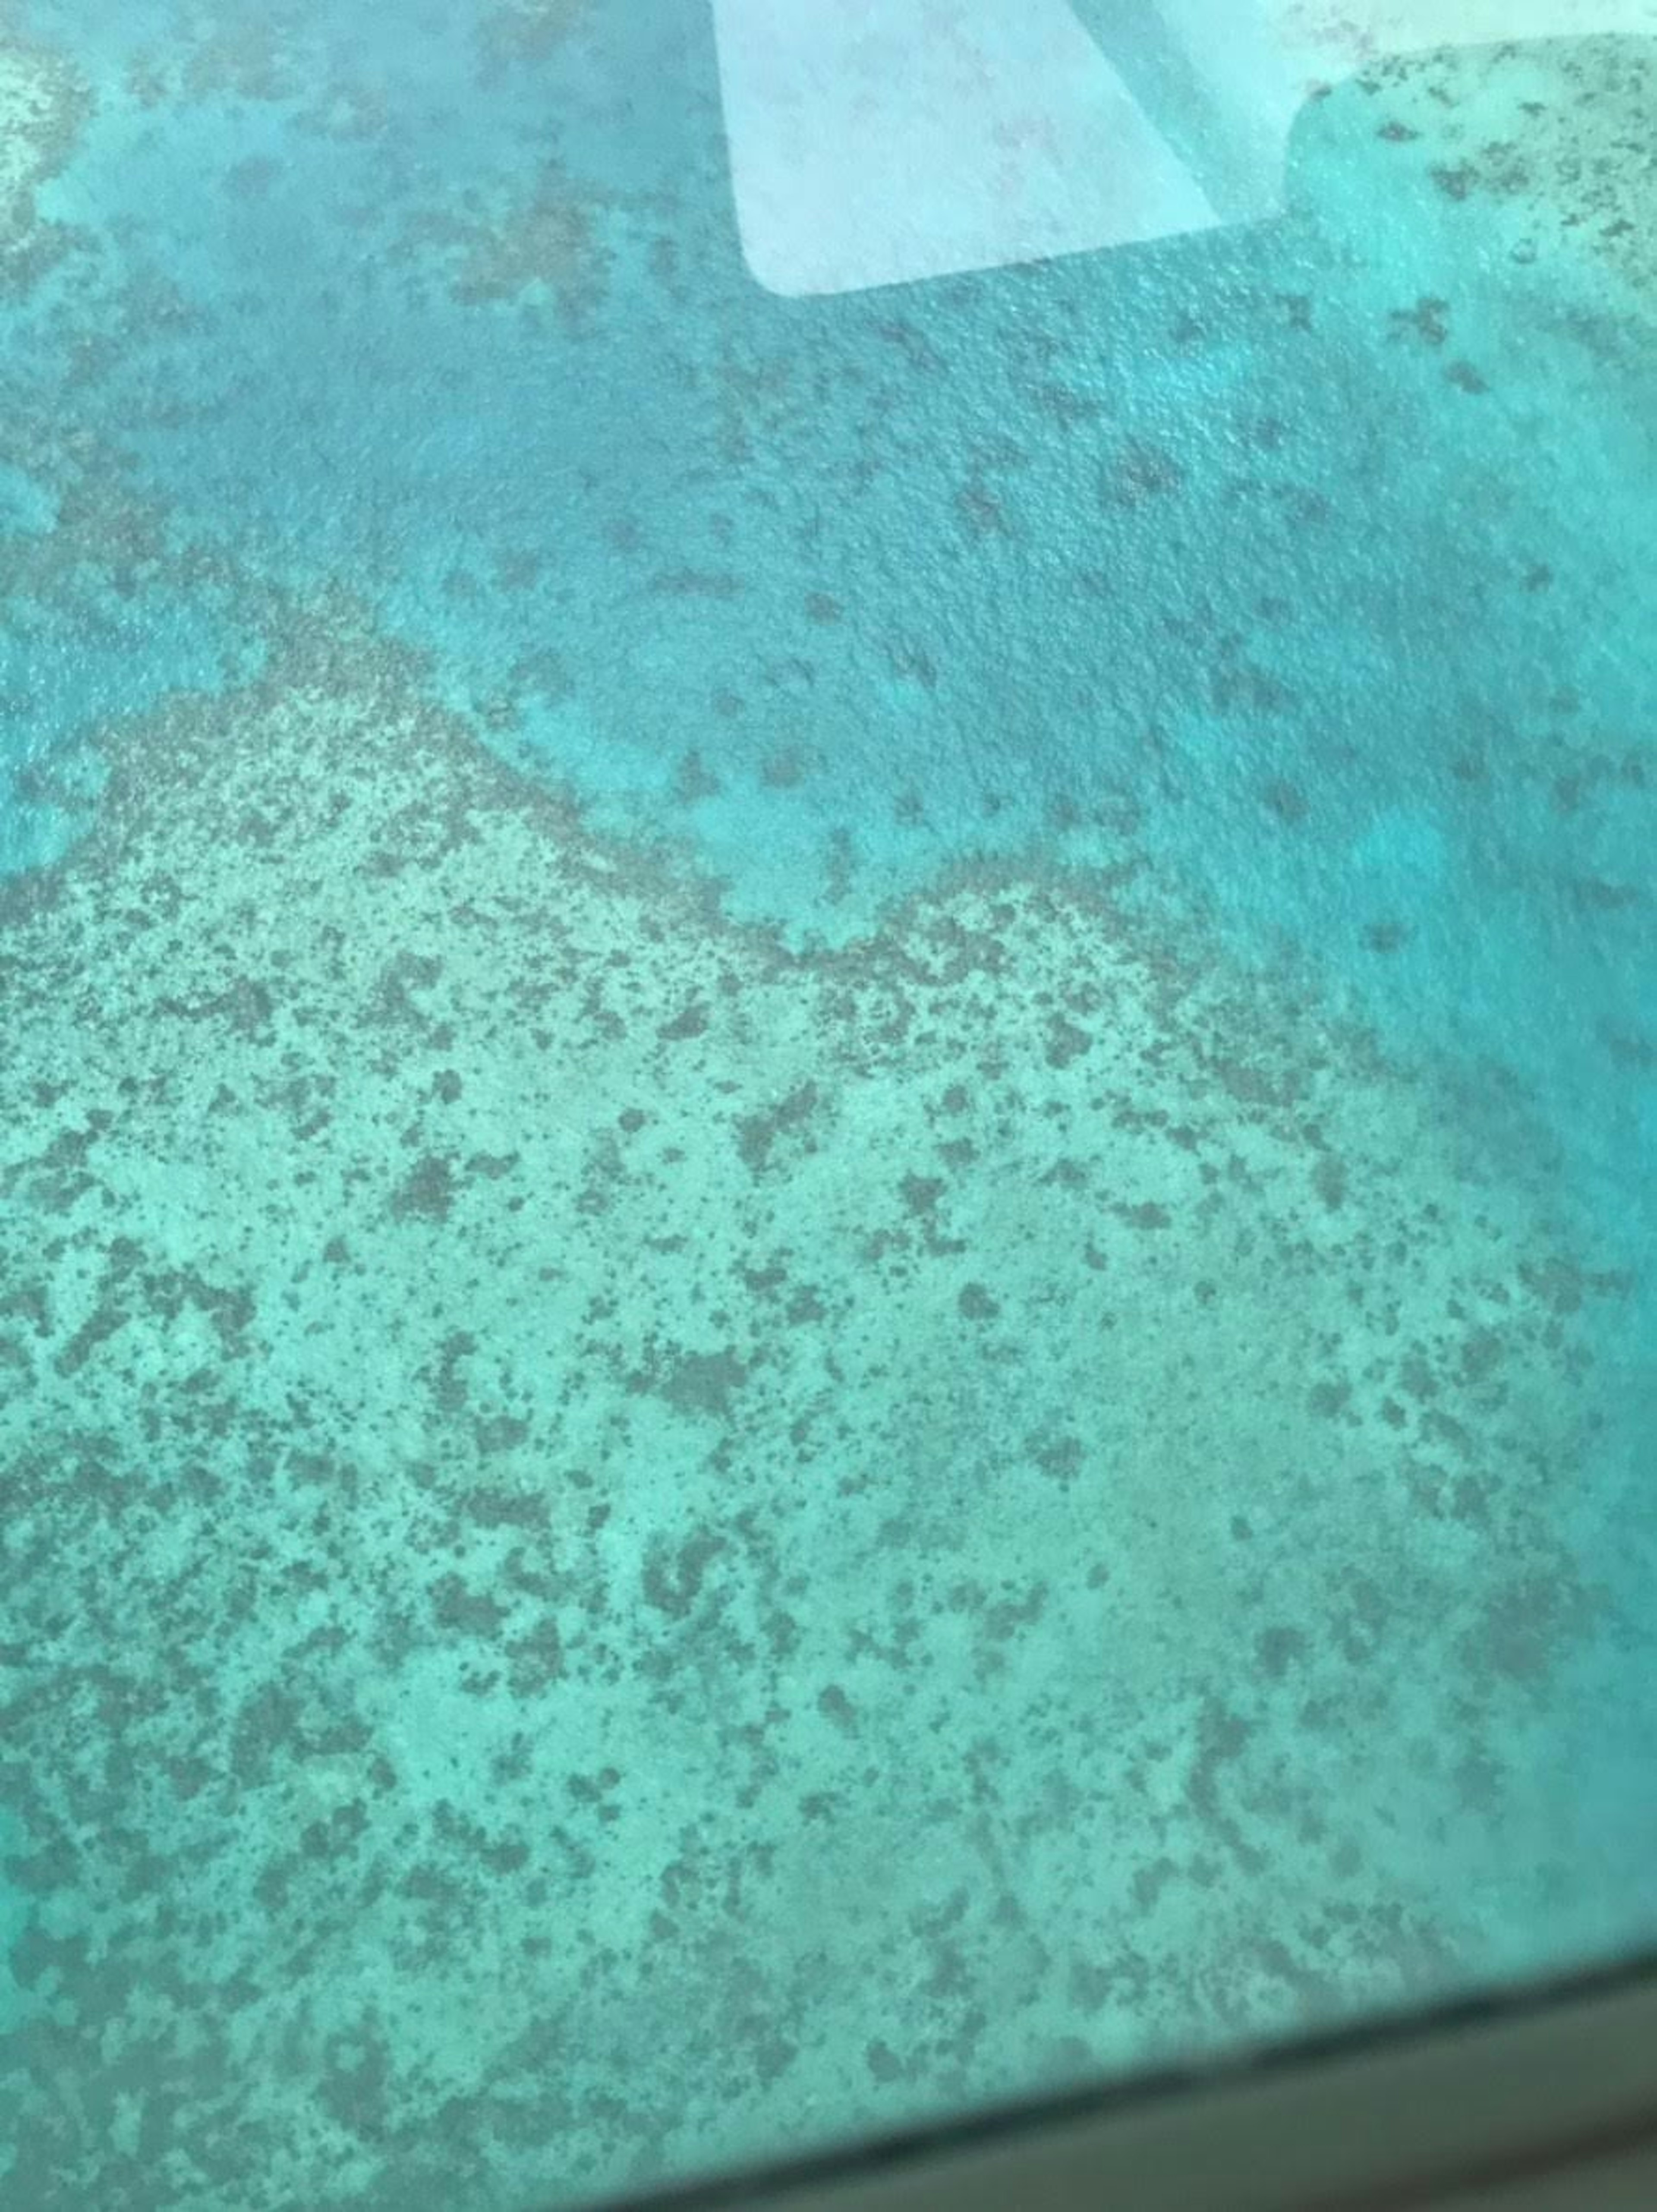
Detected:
left=715, top=0, right=1657, bottom=293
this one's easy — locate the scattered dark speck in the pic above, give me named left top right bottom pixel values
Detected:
left=1364, top=920, right=1411, bottom=954
left=1262, top=778, right=1308, bottom=825
left=1432, top=163, right=1477, bottom=200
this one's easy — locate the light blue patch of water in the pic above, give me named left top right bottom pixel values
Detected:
left=26, top=12, right=1652, bottom=1262
left=1, top=6, right=1655, bottom=2196
left=9, top=16, right=1651, bottom=1199
left=9, top=0, right=1656, bottom=1782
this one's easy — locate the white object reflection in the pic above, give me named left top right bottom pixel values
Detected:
left=711, top=0, right=1220, bottom=298
left=712, top=0, right=1657, bottom=296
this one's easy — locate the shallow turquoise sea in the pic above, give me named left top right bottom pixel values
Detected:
left=2, top=8, right=1655, bottom=2209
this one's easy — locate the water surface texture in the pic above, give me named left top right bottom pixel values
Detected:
left=2, top=6, right=1655, bottom=2209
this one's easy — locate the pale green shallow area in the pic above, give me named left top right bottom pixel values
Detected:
left=0, top=11, right=1654, bottom=2212
left=0, top=596, right=1642, bottom=2207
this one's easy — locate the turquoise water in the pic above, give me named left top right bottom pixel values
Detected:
left=2, top=8, right=1655, bottom=2209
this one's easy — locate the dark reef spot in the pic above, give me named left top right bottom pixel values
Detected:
left=1459, top=1330, right=1506, bottom=1385
left=1030, top=1433, right=1084, bottom=1483
left=1103, top=439, right=1184, bottom=506
left=1431, top=163, right=1477, bottom=200
left=508, top=1614, right=567, bottom=1695
left=642, top=1531, right=726, bottom=1620
left=466, top=1151, right=518, bottom=1181
left=761, top=747, right=809, bottom=788
left=1364, top=920, right=1411, bottom=954
left=817, top=1685, right=857, bottom=1733
left=659, top=1000, right=710, bottom=1043
left=1470, top=1571, right=1595, bottom=1686
left=866, top=2040, right=906, bottom=2085
left=224, top=154, right=281, bottom=199
left=1212, top=654, right=1294, bottom=714
left=476, top=1413, right=531, bottom=1455
left=736, top=1081, right=821, bottom=1175
left=1045, top=1016, right=1092, bottom=1069
left=52, top=1299, right=127, bottom=1377
left=644, top=1346, right=750, bottom=1419
left=1313, top=1156, right=1347, bottom=1210
left=1389, top=296, right=1449, bottom=346
left=900, top=1172, right=945, bottom=1217
left=461, top=1486, right=550, bottom=1530
left=430, top=1574, right=507, bottom=1638
left=673, top=750, right=720, bottom=804
left=958, top=1282, right=999, bottom=1322
left=1602, top=1026, right=1654, bottom=1071
left=885, top=637, right=938, bottom=690
left=956, top=482, right=1008, bottom=537
left=318, top=2022, right=392, bottom=2140
left=1570, top=877, right=1640, bottom=913
left=1036, top=381, right=1101, bottom=426
left=391, top=1153, right=457, bottom=1223
left=300, top=1803, right=370, bottom=1874
left=1132, top=1859, right=1176, bottom=1912
left=158, top=974, right=274, bottom=1038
